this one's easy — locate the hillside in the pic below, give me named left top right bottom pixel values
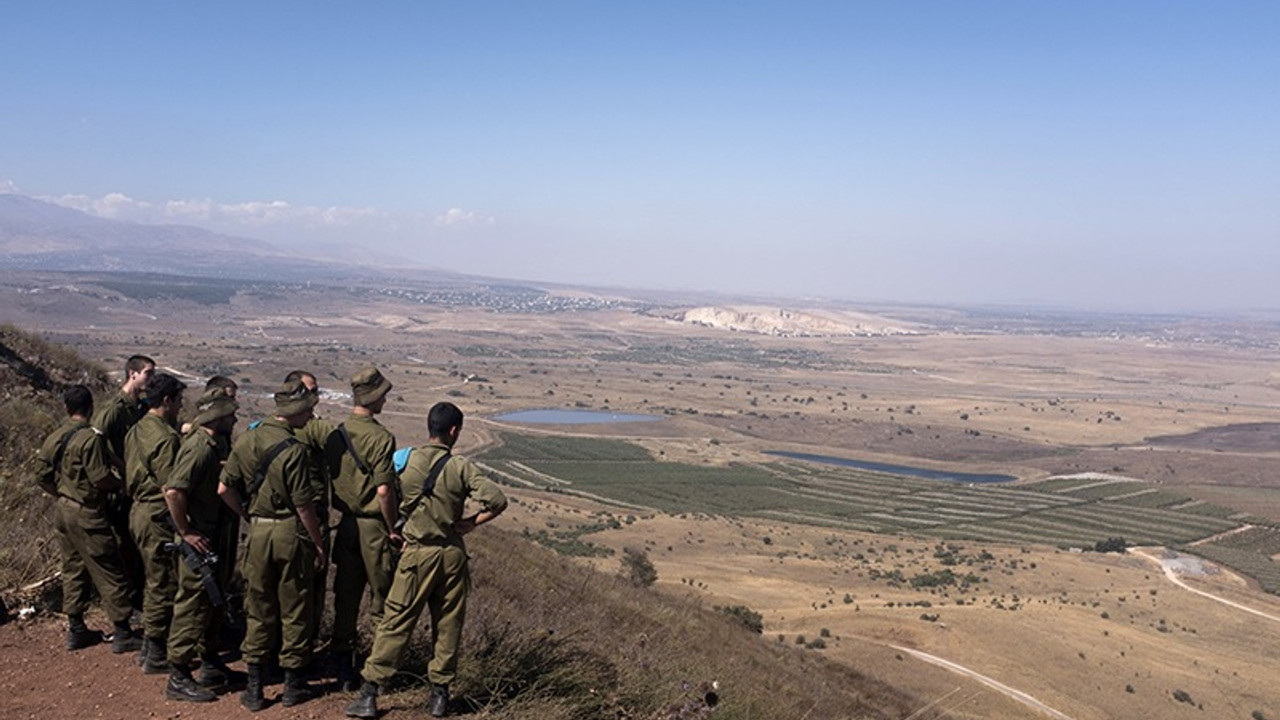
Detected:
left=0, top=326, right=921, bottom=720
left=680, top=305, right=920, bottom=337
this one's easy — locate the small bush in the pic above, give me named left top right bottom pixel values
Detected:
left=620, top=546, right=657, bottom=587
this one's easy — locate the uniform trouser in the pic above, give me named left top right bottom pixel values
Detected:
left=105, top=491, right=145, bottom=610
left=128, top=500, right=177, bottom=638
left=332, top=514, right=396, bottom=652
left=241, top=517, right=315, bottom=670
left=361, top=543, right=468, bottom=687
left=167, top=523, right=231, bottom=666
left=54, top=498, right=133, bottom=624
left=305, top=505, right=331, bottom=651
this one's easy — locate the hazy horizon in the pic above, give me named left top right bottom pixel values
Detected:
left=3, top=2, right=1277, bottom=313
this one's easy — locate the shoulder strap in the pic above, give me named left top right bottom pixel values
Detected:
left=399, top=452, right=451, bottom=522
left=246, top=436, right=300, bottom=504
left=52, top=426, right=89, bottom=479
left=337, top=423, right=371, bottom=476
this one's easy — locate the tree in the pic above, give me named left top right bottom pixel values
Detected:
left=621, top=547, right=657, bottom=587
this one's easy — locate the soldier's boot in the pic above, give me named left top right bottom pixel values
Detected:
left=136, top=635, right=149, bottom=666
left=197, top=653, right=238, bottom=688
left=241, top=663, right=266, bottom=712
left=142, top=637, right=171, bottom=674
left=335, top=651, right=361, bottom=693
left=65, top=615, right=103, bottom=650
left=428, top=684, right=450, bottom=717
left=165, top=664, right=217, bottom=703
left=110, top=622, right=143, bottom=654
left=343, top=681, right=379, bottom=719
left=281, top=669, right=320, bottom=707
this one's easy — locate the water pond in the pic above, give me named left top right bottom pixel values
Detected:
left=492, top=409, right=664, bottom=425
left=765, top=450, right=1016, bottom=484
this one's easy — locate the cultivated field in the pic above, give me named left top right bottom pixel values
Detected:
left=3, top=269, right=1280, bottom=719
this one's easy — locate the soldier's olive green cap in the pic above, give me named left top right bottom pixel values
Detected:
left=351, top=367, right=393, bottom=407
left=191, top=386, right=239, bottom=426
left=274, top=378, right=319, bottom=416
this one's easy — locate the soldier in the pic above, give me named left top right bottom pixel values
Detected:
left=283, top=369, right=335, bottom=663
left=35, top=385, right=143, bottom=654
left=92, top=353, right=155, bottom=610
left=325, top=367, right=399, bottom=691
left=346, top=402, right=507, bottom=719
left=163, top=387, right=239, bottom=702
left=218, top=378, right=327, bottom=711
left=125, top=372, right=186, bottom=673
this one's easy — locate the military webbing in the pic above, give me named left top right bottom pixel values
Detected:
left=336, top=423, right=371, bottom=476
left=245, top=436, right=300, bottom=508
left=52, top=426, right=89, bottom=481
left=398, top=452, right=451, bottom=524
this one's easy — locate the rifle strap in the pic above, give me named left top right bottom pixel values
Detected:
left=337, top=423, right=371, bottom=476
left=246, top=436, right=299, bottom=506
left=399, top=452, right=451, bottom=524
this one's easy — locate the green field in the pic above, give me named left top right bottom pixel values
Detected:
left=480, top=433, right=1280, bottom=590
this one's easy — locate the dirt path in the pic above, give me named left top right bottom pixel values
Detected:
left=886, top=645, right=1075, bottom=720
left=1131, top=547, right=1280, bottom=624
left=0, top=618, right=359, bottom=720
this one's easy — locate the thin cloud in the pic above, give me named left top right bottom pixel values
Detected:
left=47, top=192, right=152, bottom=218
left=433, top=207, right=496, bottom=228
left=44, top=191, right=384, bottom=229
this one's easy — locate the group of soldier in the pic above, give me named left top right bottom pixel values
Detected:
left=35, top=354, right=508, bottom=717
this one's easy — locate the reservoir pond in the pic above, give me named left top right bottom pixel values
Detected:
left=765, top=451, right=1016, bottom=484
left=493, top=409, right=664, bottom=425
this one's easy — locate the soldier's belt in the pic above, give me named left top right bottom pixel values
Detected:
left=56, top=495, right=99, bottom=510
left=249, top=515, right=297, bottom=523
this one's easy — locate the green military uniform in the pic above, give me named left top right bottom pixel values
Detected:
left=37, top=419, right=134, bottom=624
left=294, top=415, right=334, bottom=650
left=92, top=389, right=147, bottom=605
left=327, top=413, right=397, bottom=653
left=360, top=442, right=507, bottom=687
left=165, top=428, right=233, bottom=668
left=125, top=412, right=181, bottom=640
left=220, top=417, right=318, bottom=670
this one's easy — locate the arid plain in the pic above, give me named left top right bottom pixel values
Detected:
left=4, top=270, right=1280, bottom=720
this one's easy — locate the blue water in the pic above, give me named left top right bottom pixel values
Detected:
left=765, top=451, right=1016, bottom=484
left=493, top=409, right=663, bottom=425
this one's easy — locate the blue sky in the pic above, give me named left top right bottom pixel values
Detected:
left=2, top=2, right=1277, bottom=312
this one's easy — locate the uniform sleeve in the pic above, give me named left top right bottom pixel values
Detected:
left=282, top=446, right=319, bottom=508
left=461, top=458, right=508, bottom=513
left=219, top=438, right=249, bottom=494
left=167, top=438, right=200, bottom=493
left=151, top=432, right=181, bottom=488
left=83, top=432, right=115, bottom=489
left=369, top=432, right=398, bottom=488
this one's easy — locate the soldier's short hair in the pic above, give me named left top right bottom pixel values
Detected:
left=428, top=402, right=464, bottom=438
left=145, top=373, right=187, bottom=407
left=63, top=385, right=94, bottom=417
left=126, top=354, right=155, bottom=376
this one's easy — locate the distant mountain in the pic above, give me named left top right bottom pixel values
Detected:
left=0, top=193, right=355, bottom=280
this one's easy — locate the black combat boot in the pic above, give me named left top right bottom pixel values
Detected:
left=241, top=662, right=266, bottom=712
left=427, top=683, right=450, bottom=717
left=335, top=650, right=361, bottom=693
left=165, top=664, right=217, bottom=703
left=142, top=636, right=170, bottom=674
left=343, top=681, right=379, bottom=719
left=197, top=652, right=239, bottom=688
left=281, top=669, right=320, bottom=707
left=110, top=622, right=142, bottom=654
left=65, top=615, right=102, bottom=650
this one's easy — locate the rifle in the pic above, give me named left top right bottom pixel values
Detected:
left=163, top=511, right=224, bottom=607
left=162, top=539, right=224, bottom=608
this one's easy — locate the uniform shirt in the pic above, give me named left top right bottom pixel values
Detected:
left=399, top=442, right=507, bottom=545
left=34, top=418, right=114, bottom=506
left=295, top=416, right=334, bottom=508
left=326, top=414, right=397, bottom=518
left=220, top=417, right=316, bottom=519
left=91, top=390, right=145, bottom=463
left=124, top=412, right=181, bottom=504
left=166, top=429, right=228, bottom=535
